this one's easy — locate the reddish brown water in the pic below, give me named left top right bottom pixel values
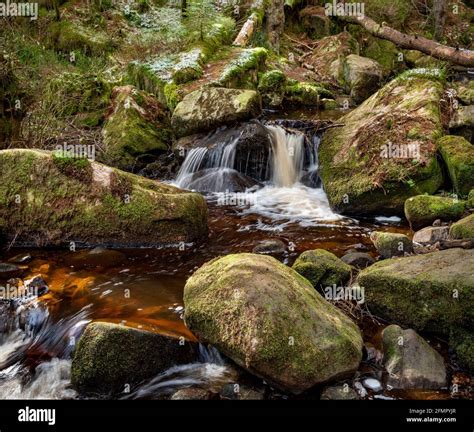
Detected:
left=2, top=199, right=472, bottom=400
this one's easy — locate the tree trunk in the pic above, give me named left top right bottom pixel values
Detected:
left=233, top=0, right=264, bottom=47
left=181, top=0, right=187, bottom=18
left=432, top=0, right=447, bottom=41
left=266, top=0, right=285, bottom=52
left=336, top=15, right=474, bottom=67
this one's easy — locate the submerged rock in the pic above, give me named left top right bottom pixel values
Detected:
left=342, top=55, right=383, bottom=103
left=370, top=231, right=413, bottom=259
left=438, top=135, right=474, bottom=198
left=357, top=249, right=474, bottom=340
left=101, top=86, right=172, bottom=172
left=404, top=195, right=465, bottom=229
left=71, top=322, right=197, bottom=395
left=184, top=254, right=363, bottom=395
left=382, top=325, right=447, bottom=390
left=319, top=70, right=445, bottom=215
left=0, top=149, right=207, bottom=247
left=171, top=88, right=261, bottom=138
left=252, top=239, right=286, bottom=255
left=292, top=249, right=352, bottom=290
left=450, top=214, right=474, bottom=240
left=0, top=263, right=22, bottom=280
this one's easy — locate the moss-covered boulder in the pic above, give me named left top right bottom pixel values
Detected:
left=184, top=253, right=363, bottom=394
left=438, top=135, right=474, bottom=198
left=319, top=69, right=445, bottom=216
left=0, top=149, right=207, bottom=247
left=101, top=86, right=172, bottom=171
left=404, top=195, right=465, bottom=229
left=363, top=39, right=401, bottom=75
left=216, top=48, right=267, bottom=89
left=171, top=87, right=261, bottom=138
left=370, top=231, right=413, bottom=259
left=450, top=214, right=474, bottom=239
left=258, top=70, right=333, bottom=108
left=292, top=249, right=352, bottom=290
left=382, top=325, right=446, bottom=390
left=71, top=322, right=196, bottom=394
left=357, top=248, right=474, bottom=339
left=342, top=55, right=384, bottom=103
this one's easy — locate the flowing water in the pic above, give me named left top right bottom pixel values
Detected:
left=0, top=120, right=472, bottom=400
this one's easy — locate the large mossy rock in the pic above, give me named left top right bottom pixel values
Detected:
left=319, top=69, right=445, bottom=216
left=438, top=135, right=474, bottom=198
left=71, top=322, right=196, bottom=394
left=101, top=86, right=172, bottom=171
left=183, top=253, right=363, bottom=394
left=382, top=325, right=446, bottom=390
left=292, top=249, right=352, bottom=289
left=357, top=249, right=474, bottom=338
left=450, top=214, right=474, bottom=239
left=404, top=195, right=465, bottom=229
left=171, top=88, right=261, bottom=138
left=342, top=54, right=383, bottom=103
left=0, top=149, right=207, bottom=247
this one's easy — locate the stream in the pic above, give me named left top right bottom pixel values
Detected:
left=0, top=115, right=471, bottom=401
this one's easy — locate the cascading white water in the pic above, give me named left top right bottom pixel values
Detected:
left=175, top=138, right=241, bottom=192
left=174, top=123, right=341, bottom=226
left=266, top=125, right=305, bottom=187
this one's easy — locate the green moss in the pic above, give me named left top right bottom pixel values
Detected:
left=164, top=82, right=181, bottom=112
left=52, top=151, right=93, bottom=183
left=370, top=231, right=412, bottom=258
left=396, top=68, right=446, bottom=84
left=358, top=248, right=474, bottom=337
left=404, top=195, right=466, bottom=228
left=292, top=249, right=352, bottom=290
left=284, top=81, right=334, bottom=106
left=47, top=20, right=113, bottom=56
left=319, top=74, right=445, bottom=215
left=0, top=149, right=208, bottom=247
left=450, top=328, right=474, bottom=372
left=71, top=321, right=196, bottom=395
left=217, top=48, right=268, bottom=89
left=101, top=87, right=172, bottom=170
left=258, top=69, right=286, bottom=92
left=449, top=214, right=474, bottom=240
left=184, top=253, right=362, bottom=394
left=438, top=135, right=474, bottom=198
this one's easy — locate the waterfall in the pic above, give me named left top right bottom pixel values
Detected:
left=175, top=138, right=242, bottom=192
left=174, top=124, right=312, bottom=192
left=266, top=125, right=305, bottom=187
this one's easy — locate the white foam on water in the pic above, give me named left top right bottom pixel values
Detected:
left=0, top=358, right=76, bottom=400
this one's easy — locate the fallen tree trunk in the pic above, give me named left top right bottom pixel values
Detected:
left=337, top=15, right=474, bottom=67
left=233, top=0, right=264, bottom=47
